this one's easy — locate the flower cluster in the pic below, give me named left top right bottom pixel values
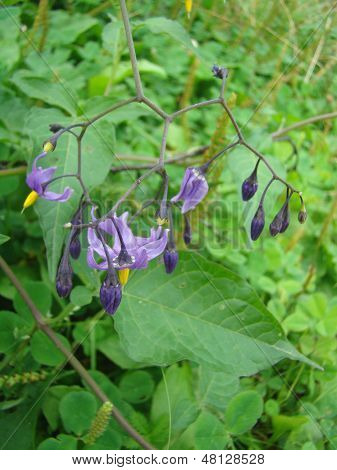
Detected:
left=22, top=64, right=307, bottom=317
left=241, top=165, right=307, bottom=242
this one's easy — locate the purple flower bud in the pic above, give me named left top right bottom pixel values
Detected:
left=270, top=199, right=291, bottom=237
left=242, top=164, right=259, bottom=201
left=280, top=203, right=290, bottom=233
left=163, top=249, right=179, bottom=274
left=100, top=275, right=122, bottom=315
left=69, top=236, right=81, bottom=259
left=251, top=205, right=265, bottom=241
left=212, top=65, right=228, bottom=80
left=56, top=254, right=73, bottom=298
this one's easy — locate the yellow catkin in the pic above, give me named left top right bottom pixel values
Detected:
left=118, top=268, right=130, bottom=286
left=0, top=371, right=48, bottom=388
left=84, top=402, right=113, bottom=446
left=185, top=0, right=193, bottom=16
left=22, top=190, right=39, bottom=213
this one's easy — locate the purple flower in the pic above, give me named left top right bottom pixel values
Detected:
left=87, top=211, right=168, bottom=271
left=26, top=151, right=73, bottom=202
left=171, top=167, right=208, bottom=213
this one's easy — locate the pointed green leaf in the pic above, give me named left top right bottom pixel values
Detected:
left=115, top=253, right=320, bottom=375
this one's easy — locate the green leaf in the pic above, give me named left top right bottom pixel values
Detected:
left=48, top=11, right=98, bottom=46
left=0, top=234, right=10, bottom=246
left=13, top=281, right=52, bottom=325
left=11, top=71, right=78, bottom=116
left=225, top=391, right=263, bottom=435
left=30, top=330, right=71, bottom=366
left=151, top=364, right=198, bottom=440
left=115, top=253, right=320, bottom=375
left=38, top=434, right=78, bottom=450
left=70, top=286, right=93, bottom=307
left=42, top=385, right=81, bottom=431
left=198, top=366, right=240, bottom=411
left=0, top=7, right=20, bottom=71
left=59, top=391, right=97, bottom=436
left=194, top=411, right=229, bottom=450
left=0, top=311, right=29, bottom=354
left=119, top=371, right=155, bottom=404
left=139, top=17, right=200, bottom=58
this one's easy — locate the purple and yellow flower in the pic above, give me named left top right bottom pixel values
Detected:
left=87, top=211, right=168, bottom=283
left=171, top=167, right=208, bottom=214
left=23, top=150, right=73, bottom=211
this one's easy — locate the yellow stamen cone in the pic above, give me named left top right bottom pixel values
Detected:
left=43, top=141, right=54, bottom=153
left=21, top=191, right=39, bottom=213
left=118, top=268, right=130, bottom=286
left=156, top=217, right=168, bottom=226
left=185, top=0, right=193, bottom=17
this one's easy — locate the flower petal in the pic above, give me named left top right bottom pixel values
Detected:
left=43, top=187, right=74, bottom=202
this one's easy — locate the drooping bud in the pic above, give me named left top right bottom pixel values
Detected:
left=56, top=253, right=73, bottom=298
left=212, top=65, right=228, bottom=80
left=280, top=202, right=290, bottom=233
left=183, top=214, right=192, bottom=246
left=241, top=161, right=259, bottom=201
left=49, top=123, right=64, bottom=133
left=298, top=200, right=307, bottom=224
left=100, top=273, right=122, bottom=316
left=298, top=209, right=307, bottom=224
left=69, top=236, right=81, bottom=259
left=251, top=205, right=265, bottom=241
left=163, top=248, right=179, bottom=274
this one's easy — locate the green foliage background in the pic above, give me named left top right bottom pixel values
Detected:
left=0, top=0, right=337, bottom=450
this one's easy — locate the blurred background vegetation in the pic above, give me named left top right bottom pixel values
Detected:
left=0, top=0, right=337, bottom=450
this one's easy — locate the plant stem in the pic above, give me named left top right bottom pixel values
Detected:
left=0, top=255, right=154, bottom=450
left=119, top=0, right=143, bottom=99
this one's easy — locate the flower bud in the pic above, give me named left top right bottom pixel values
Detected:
left=298, top=202, right=307, bottom=224
left=269, top=200, right=290, bottom=237
left=280, top=203, right=290, bottom=233
left=69, top=236, right=81, bottom=259
left=250, top=205, right=265, bottom=241
left=241, top=165, right=258, bottom=201
left=100, top=274, right=122, bottom=315
left=56, top=254, right=73, bottom=298
left=49, top=123, right=64, bottom=133
left=298, top=211, right=307, bottom=224
left=163, top=248, right=179, bottom=274
left=212, top=65, right=228, bottom=80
